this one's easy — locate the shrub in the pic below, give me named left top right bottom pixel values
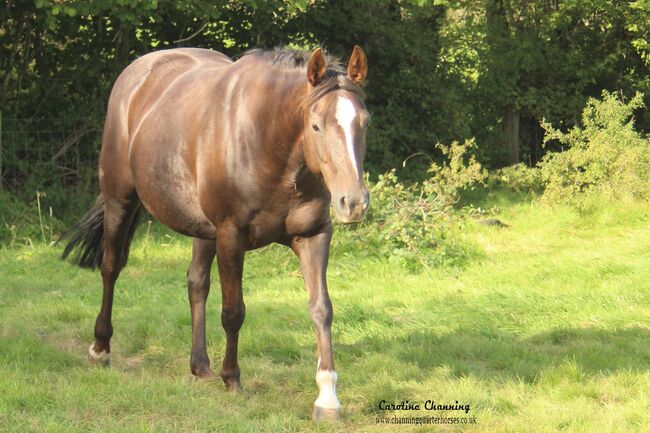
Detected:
left=488, top=163, right=543, bottom=193
left=339, top=139, right=486, bottom=270
left=539, top=91, right=650, bottom=203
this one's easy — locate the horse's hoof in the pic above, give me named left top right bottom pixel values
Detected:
left=88, top=343, right=110, bottom=366
left=194, top=368, right=216, bottom=380
left=224, top=379, right=241, bottom=392
left=221, top=370, right=241, bottom=391
left=312, top=405, right=341, bottom=422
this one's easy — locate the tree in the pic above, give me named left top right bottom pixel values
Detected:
left=441, top=0, right=650, bottom=166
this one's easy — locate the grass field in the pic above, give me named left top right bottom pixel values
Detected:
left=1, top=191, right=649, bottom=432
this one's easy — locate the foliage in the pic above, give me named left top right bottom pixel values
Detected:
left=629, top=0, right=650, bottom=67
left=488, top=163, right=543, bottom=193
left=539, top=91, right=650, bottom=203
left=343, top=139, right=486, bottom=269
left=426, top=139, right=488, bottom=206
left=440, top=0, right=650, bottom=166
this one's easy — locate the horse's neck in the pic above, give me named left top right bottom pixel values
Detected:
left=256, top=71, right=309, bottom=162
left=231, top=64, right=316, bottom=190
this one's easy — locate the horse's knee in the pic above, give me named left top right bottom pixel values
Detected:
left=310, top=297, right=333, bottom=328
left=187, top=265, right=210, bottom=291
left=221, top=304, right=245, bottom=332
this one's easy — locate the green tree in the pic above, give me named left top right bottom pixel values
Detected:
left=441, top=0, right=650, bottom=166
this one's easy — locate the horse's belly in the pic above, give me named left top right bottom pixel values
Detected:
left=142, top=194, right=216, bottom=240
left=132, top=147, right=216, bottom=239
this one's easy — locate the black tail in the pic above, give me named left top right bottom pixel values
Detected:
left=60, top=195, right=142, bottom=270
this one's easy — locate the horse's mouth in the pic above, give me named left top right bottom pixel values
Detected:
left=333, top=208, right=368, bottom=224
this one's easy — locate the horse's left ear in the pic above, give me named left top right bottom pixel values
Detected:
left=347, top=45, right=367, bottom=84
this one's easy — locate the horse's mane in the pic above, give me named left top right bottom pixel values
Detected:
left=243, top=47, right=365, bottom=107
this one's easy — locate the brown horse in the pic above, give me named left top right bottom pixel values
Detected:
left=61, top=46, right=369, bottom=421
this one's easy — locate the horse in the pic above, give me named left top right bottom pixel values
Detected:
left=61, top=45, right=370, bottom=421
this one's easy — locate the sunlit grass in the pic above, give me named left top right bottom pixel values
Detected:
left=1, top=195, right=649, bottom=432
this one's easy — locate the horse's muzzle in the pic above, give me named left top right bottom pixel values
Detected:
left=333, top=189, right=370, bottom=223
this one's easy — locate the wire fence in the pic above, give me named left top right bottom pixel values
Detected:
left=0, top=115, right=103, bottom=189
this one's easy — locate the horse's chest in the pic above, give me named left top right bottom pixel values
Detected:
left=246, top=210, right=285, bottom=248
left=245, top=197, right=328, bottom=248
left=285, top=198, right=329, bottom=235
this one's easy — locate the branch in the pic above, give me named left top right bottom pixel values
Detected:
left=51, top=128, right=97, bottom=163
left=173, top=21, right=209, bottom=44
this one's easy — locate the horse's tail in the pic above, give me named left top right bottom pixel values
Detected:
left=60, top=196, right=106, bottom=269
left=60, top=195, right=143, bottom=270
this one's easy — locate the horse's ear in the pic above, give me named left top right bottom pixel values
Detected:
left=347, top=45, right=367, bottom=84
left=307, top=48, right=326, bottom=87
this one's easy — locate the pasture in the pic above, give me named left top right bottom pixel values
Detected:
left=1, top=192, right=649, bottom=432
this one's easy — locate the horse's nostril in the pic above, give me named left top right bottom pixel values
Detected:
left=339, top=196, right=347, bottom=208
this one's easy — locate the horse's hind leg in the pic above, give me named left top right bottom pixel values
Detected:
left=89, top=196, right=141, bottom=365
left=187, top=238, right=216, bottom=378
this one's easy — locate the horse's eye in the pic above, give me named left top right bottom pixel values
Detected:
left=312, top=124, right=320, bottom=132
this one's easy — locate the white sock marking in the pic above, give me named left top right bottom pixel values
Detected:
left=335, top=97, right=360, bottom=178
left=315, top=370, right=341, bottom=410
left=88, top=344, right=110, bottom=363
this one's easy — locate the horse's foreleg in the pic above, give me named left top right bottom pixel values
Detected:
left=291, top=224, right=341, bottom=421
left=215, top=224, right=246, bottom=391
left=90, top=198, right=140, bottom=365
left=187, top=238, right=216, bottom=378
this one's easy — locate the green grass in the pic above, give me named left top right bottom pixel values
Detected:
left=1, top=193, right=650, bottom=432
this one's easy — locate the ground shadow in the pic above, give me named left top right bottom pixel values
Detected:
left=351, top=325, right=650, bottom=385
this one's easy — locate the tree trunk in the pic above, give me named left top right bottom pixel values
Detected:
left=503, top=106, right=520, bottom=165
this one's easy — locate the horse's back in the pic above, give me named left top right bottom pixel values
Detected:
left=107, top=48, right=232, bottom=132
left=101, top=48, right=232, bottom=156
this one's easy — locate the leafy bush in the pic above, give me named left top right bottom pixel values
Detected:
left=488, top=163, right=543, bottom=193
left=339, top=139, right=486, bottom=270
left=539, top=91, right=650, bottom=203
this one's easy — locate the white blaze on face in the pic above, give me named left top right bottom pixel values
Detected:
left=315, top=370, right=341, bottom=410
left=335, top=96, right=360, bottom=178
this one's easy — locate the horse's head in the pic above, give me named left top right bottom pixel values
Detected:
left=303, top=46, right=370, bottom=224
